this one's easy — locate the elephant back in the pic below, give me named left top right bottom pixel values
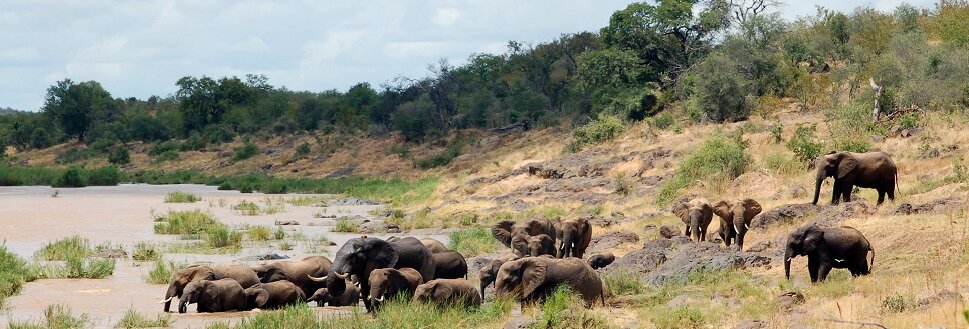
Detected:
left=389, top=237, right=436, bottom=281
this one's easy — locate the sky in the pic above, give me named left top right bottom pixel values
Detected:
left=0, top=0, right=936, bottom=112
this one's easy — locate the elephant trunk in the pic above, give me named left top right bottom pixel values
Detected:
left=178, top=295, right=189, bottom=314
left=784, top=248, right=793, bottom=280
left=162, top=282, right=178, bottom=312
left=690, top=215, right=700, bottom=242
left=480, top=280, right=487, bottom=300
left=811, top=177, right=823, bottom=205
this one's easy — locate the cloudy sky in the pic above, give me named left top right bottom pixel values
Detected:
left=0, top=0, right=934, bottom=112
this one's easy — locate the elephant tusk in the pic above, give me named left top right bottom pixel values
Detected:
left=307, top=274, right=328, bottom=282
left=333, top=272, right=349, bottom=279
left=158, top=296, right=175, bottom=304
left=785, top=257, right=792, bottom=262
left=834, top=259, right=845, bottom=262
left=375, top=295, right=385, bottom=302
left=744, top=223, right=749, bottom=230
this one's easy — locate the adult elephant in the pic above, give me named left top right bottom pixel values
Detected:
left=387, top=237, right=448, bottom=254
left=587, top=252, right=615, bottom=269
left=491, top=218, right=558, bottom=248
left=321, top=236, right=434, bottom=312
left=495, top=257, right=603, bottom=307
left=432, top=250, right=468, bottom=279
left=160, top=265, right=259, bottom=313
left=413, top=279, right=481, bottom=307
left=784, top=224, right=875, bottom=282
left=177, top=279, right=247, bottom=313
left=478, top=253, right=518, bottom=300
left=512, top=234, right=556, bottom=257
left=307, top=285, right=360, bottom=307
left=368, top=268, right=424, bottom=309
left=811, top=151, right=897, bottom=205
left=556, top=218, right=591, bottom=258
left=244, top=281, right=305, bottom=309
left=251, top=255, right=332, bottom=297
left=672, top=198, right=714, bottom=242
left=712, top=199, right=763, bottom=250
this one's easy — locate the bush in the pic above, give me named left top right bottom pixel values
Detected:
left=233, top=200, right=261, bottom=216
left=31, top=255, right=116, bottom=279
left=332, top=218, right=359, bottom=233
left=415, top=144, right=462, bottom=169
left=114, top=307, right=172, bottom=328
left=535, top=285, right=609, bottom=329
left=763, top=152, right=804, bottom=176
left=656, top=136, right=750, bottom=205
left=602, top=271, right=646, bottom=296
left=181, top=132, right=208, bottom=151
left=692, top=53, right=752, bottom=122
left=145, top=259, right=181, bottom=284
left=295, top=141, right=311, bottom=157
left=153, top=150, right=179, bottom=163
left=131, top=243, right=160, bottom=261
left=448, top=227, right=502, bottom=257
left=205, top=227, right=243, bottom=249
left=786, top=124, right=824, bottom=163
left=9, top=304, right=89, bottom=329
left=565, top=115, right=626, bottom=153
left=232, top=139, right=259, bottom=162
left=35, top=235, right=91, bottom=261
left=164, top=191, right=201, bottom=203
left=148, top=140, right=181, bottom=156
left=153, top=210, right=224, bottom=235
left=1, top=243, right=35, bottom=306
left=652, top=305, right=707, bottom=329
left=54, top=167, right=86, bottom=187
left=86, top=166, right=122, bottom=186
left=652, top=112, right=674, bottom=130
left=246, top=225, right=272, bottom=241
left=108, top=147, right=130, bottom=165
left=832, top=137, right=870, bottom=153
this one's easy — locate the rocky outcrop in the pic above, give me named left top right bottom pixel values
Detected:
left=604, top=236, right=773, bottom=285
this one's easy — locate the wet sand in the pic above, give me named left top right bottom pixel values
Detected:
left=0, top=184, right=446, bottom=328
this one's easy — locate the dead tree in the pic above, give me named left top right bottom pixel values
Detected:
left=869, top=77, right=883, bottom=123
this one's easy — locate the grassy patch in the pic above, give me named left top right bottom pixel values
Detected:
left=164, top=191, right=201, bottom=203
left=332, top=218, right=359, bottom=233
left=114, top=307, right=173, bottom=328
left=245, top=225, right=273, bottom=241
left=153, top=210, right=224, bottom=235
left=0, top=165, right=122, bottom=187
left=145, top=259, right=182, bottom=284
left=448, top=227, right=502, bottom=257
left=204, top=227, right=244, bottom=249
left=35, top=235, right=91, bottom=261
left=602, top=271, right=647, bottom=297
left=31, top=257, right=115, bottom=279
left=565, top=115, right=626, bottom=153
left=656, top=136, right=750, bottom=205
left=415, top=143, right=462, bottom=169
left=232, top=139, right=260, bottom=162
left=1, top=244, right=36, bottom=306
left=650, top=305, right=706, bottom=329
left=233, top=200, right=261, bottom=216
left=763, top=151, right=804, bottom=177
left=533, top=285, right=609, bottom=329
left=286, top=196, right=328, bottom=207
left=132, top=242, right=160, bottom=261
left=8, top=304, right=89, bottom=329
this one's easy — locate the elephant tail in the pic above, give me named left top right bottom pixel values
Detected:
left=868, top=247, right=875, bottom=272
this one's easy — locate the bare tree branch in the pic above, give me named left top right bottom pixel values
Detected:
left=869, top=77, right=883, bottom=123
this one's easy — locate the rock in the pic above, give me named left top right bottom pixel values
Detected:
left=894, top=197, right=965, bottom=215
left=889, top=125, right=903, bottom=136
left=745, top=240, right=773, bottom=253
left=666, top=294, right=698, bottom=308
left=734, top=320, right=766, bottom=329
left=386, top=224, right=401, bottom=234
left=274, top=220, right=300, bottom=226
left=325, top=167, right=355, bottom=178
left=915, top=290, right=963, bottom=310
left=777, top=291, right=805, bottom=311
left=659, top=225, right=681, bottom=239
left=774, top=185, right=808, bottom=200
left=750, top=204, right=820, bottom=229
left=327, top=197, right=379, bottom=206
left=237, top=254, right=289, bottom=261
left=870, top=135, right=885, bottom=143
left=588, top=231, right=640, bottom=252
left=93, top=248, right=127, bottom=259
left=604, top=237, right=772, bottom=285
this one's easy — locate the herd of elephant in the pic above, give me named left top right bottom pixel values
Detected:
left=160, top=151, right=897, bottom=313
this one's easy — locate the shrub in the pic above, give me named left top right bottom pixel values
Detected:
left=232, top=139, right=259, bottom=162
left=131, top=242, right=160, bottom=261
left=295, top=142, right=311, bottom=157
left=87, top=166, right=122, bottom=186
left=692, top=53, right=752, bottom=122
left=145, top=259, right=181, bottom=284
left=652, top=112, right=674, bottom=130
left=108, top=147, right=130, bottom=165
left=565, top=115, right=626, bottom=153
left=273, top=226, right=286, bottom=240
left=763, top=152, right=804, bottom=176
left=415, top=143, right=462, bottom=169
left=652, top=305, right=707, bottom=329
left=602, top=271, right=646, bottom=296
left=180, top=132, right=208, bottom=151
left=114, top=307, right=172, bottom=328
left=35, top=235, right=90, bottom=260
left=613, top=173, right=632, bottom=196
left=246, top=225, right=272, bottom=241
left=148, top=140, right=181, bottom=156
left=54, top=167, right=86, bottom=187
left=8, top=304, right=89, bottom=329
left=769, top=124, right=783, bottom=143
left=332, top=218, right=359, bottom=233
left=233, top=201, right=261, bottom=216
left=205, top=227, right=243, bottom=249
left=881, top=293, right=910, bottom=313
left=164, top=191, right=201, bottom=203
left=535, top=285, right=609, bottom=329
left=832, top=137, right=870, bottom=153
left=31, top=255, right=116, bottom=279
left=448, top=227, right=502, bottom=257
left=786, top=124, right=823, bottom=163
left=1, top=243, right=34, bottom=306
left=656, top=136, right=750, bottom=205
left=153, top=210, right=224, bottom=235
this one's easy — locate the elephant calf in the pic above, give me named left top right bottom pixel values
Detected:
left=432, top=250, right=469, bottom=279
left=478, top=253, right=519, bottom=300
left=368, top=268, right=424, bottom=308
left=712, top=199, right=762, bottom=250
left=178, top=279, right=247, bottom=313
left=513, top=234, right=556, bottom=258
left=496, top=257, right=603, bottom=307
left=785, top=224, right=875, bottom=282
left=307, top=285, right=360, bottom=307
left=586, top=252, right=615, bottom=269
left=672, top=198, right=714, bottom=242
left=244, top=280, right=305, bottom=309
left=161, top=264, right=259, bottom=313
left=556, top=217, right=592, bottom=259
left=413, top=279, right=481, bottom=307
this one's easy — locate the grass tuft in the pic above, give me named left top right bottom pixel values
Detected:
left=145, top=259, right=182, bottom=284
left=153, top=210, right=223, bottom=235
left=1, top=243, right=35, bottom=306
left=35, top=235, right=90, bottom=261
left=132, top=242, right=160, bottom=261
left=114, top=307, right=173, bottom=328
left=245, top=225, right=272, bottom=241
left=533, top=285, right=610, bottom=329
left=9, top=304, right=89, bottom=329
left=164, top=191, right=201, bottom=203
left=448, top=227, right=502, bottom=257
left=332, top=218, right=359, bottom=233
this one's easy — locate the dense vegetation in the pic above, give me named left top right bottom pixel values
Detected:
left=1, top=1, right=965, bottom=167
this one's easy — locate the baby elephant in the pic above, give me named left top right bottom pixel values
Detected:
left=785, top=224, right=874, bottom=282
left=512, top=234, right=556, bottom=257
left=244, top=280, right=305, bottom=309
left=368, top=268, right=424, bottom=308
left=496, top=257, right=603, bottom=307
left=307, top=284, right=360, bottom=307
left=586, top=252, right=615, bottom=269
left=178, top=278, right=247, bottom=313
left=432, top=250, right=469, bottom=279
left=712, top=199, right=762, bottom=250
left=478, top=253, right=518, bottom=300
left=672, top=198, right=714, bottom=242
left=412, top=279, right=481, bottom=307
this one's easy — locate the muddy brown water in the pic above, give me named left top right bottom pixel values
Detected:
left=0, top=184, right=448, bottom=328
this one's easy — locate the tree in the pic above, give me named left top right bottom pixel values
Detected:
left=42, top=79, right=112, bottom=143
left=728, top=0, right=783, bottom=26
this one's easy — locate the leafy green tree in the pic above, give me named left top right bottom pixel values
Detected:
left=933, top=0, right=969, bottom=47
left=693, top=52, right=752, bottom=122
left=42, top=79, right=112, bottom=143
left=393, top=95, right=436, bottom=142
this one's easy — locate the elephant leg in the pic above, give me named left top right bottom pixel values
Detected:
left=876, top=190, right=885, bottom=205
left=887, top=185, right=896, bottom=201
left=842, top=184, right=852, bottom=203
left=719, top=231, right=729, bottom=246
left=807, top=256, right=819, bottom=282
left=817, top=262, right=833, bottom=282
left=684, top=225, right=691, bottom=237
left=830, top=184, right=840, bottom=205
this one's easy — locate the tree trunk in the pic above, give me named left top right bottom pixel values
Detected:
left=869, top=78, right=882, bottom=123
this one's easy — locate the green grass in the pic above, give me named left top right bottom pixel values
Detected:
left=0, top=164, right=122, bottom=187
left=448, top=227, right=502, bottom=257
left=273, top=226, right=286, bottom=240
left=1, top=244, right=36, bottom=306
left=286, top=195, right=328, bottom=206
left=233, top=201, right=261, bottom=216
left=131, top=242, right=160, bottom=261
left=31, top=256, right=115, bottom=279
left=565, top=115, right=626, bottom=153
left=245, top=225, right=272, bottom=241
left=8, top=304, right=89, bottom=329
left=204, top=227, right=243, bottom=249
left=763, top=151, right=804, bottom=177
left=533, top=285, right=609, bottom=329
left=114, top=307, right=173, bottom=328
left=153, top=210, right=224, bottom=235
left=232, top=139, right=260, bottom=162
left=650, top=305, right=706, bottom=329
left=656, top=136, right=750, bottom=206
left=602, top=271, right=647, bottom=297
left=35, top=235, right=91, bottom=261
left=332, top=218, right=359, bottom=233
left=145, top=259, right=182, bottom=284
left=164, top=191, right=201, bottom=203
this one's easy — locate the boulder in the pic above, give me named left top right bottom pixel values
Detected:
left=659, top=225, right=681, bottom=239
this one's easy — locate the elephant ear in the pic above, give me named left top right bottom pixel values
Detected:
left=712, top=200, right=732, bottom=220
left=802, top=226, right=824, bottom=253
left=492, top=220, right=516, bottom=247
left=576, top=219, right=592, bottom=256
left=740, top=199, right=762, bottom=222
left=672, top=203, right=689, bottom=223
left=511, top=235, right=529, bottom=257
left=202, top=281, right=219, bottom=303
left=434, top=283, right=454, bottom=301
left=249, top=288, right=269, bottom=308
left=520, top=259, right=548, bottom=298
left=368, top=239, right=399, bottom=270
left=837, top=156, right=858, bottom=179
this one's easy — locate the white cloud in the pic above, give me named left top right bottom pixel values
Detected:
left=432, top=8, right=461, bottom=27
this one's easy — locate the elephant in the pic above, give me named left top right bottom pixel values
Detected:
left=413, top=279, right=481, bottom=307
left=512, top=234, right=556, bottom=257
left=325, top=236, right=435, bottom=311
left=586, top=252, right=615, bottom=269
left=244, top=280, right=305, bottom=309
left=672, top=198, right=714, bottom=242
left=252, top=255, right=332, bottom=298
left=555, top=217, right=592, bottom=258
left=784, top=224, right=875, bottom=282
left=307, top=285, right=360, bottom=307
left=491, top=218, right=558, bottom=248
left=177, top=278, right=247, bottom=313
left=387, top=237, right=449, bottom=254
left=368, top=268, right=424, bottom=309
left=432, top=250, right=468, bottom=279
left=495, top=256, right=603, bottom=307
left=811, top=151, right=897, bottom=205
left=478, top=253, right=519, bottom=300
left=160, top=264, right=259, bottom=313
left=712, top=199, right=763, bottom=250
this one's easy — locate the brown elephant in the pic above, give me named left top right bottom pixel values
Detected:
left=432, top=250, right=468, bottom=279
left=307, top=285, right=360, bottom=307
left=413, top=279, right=481, bottom=307
left=161, top=264, right=259, bottom=312
left=323, top=236, right=435, bottom=312
left=555, top=217, right=591, bottom=258
left=586, top=252, right=615, bottom=269
left=712, top=199, right=763, bottom=250
left=177, top=278, right=247, bottom=313
left=811, top=151, right=897, bottom=205
left=368, top=267, right=424, bottom=308
left=672, top=198, right=714, bottom=242
left=478, top=253, right=518, bottom=300
left=785, top=224, right=874, bottom=282
left=387, top=237, right=449, bottom=254
left=512, top=234, right=556, bottom=257
left=252, top=255, right=332, bottom=298
left=491, top=218, right=558, bottom=248
left=495, top=257, right=603, bottom=307
left=244, top=280, right=305, bottom=309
